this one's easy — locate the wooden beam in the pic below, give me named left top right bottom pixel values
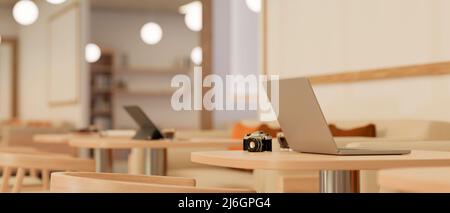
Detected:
left=309, top=61, right=450, bottom=85
left=200, top=0, right=213, bottom=130
left=2, top=37, right=19, bottom=119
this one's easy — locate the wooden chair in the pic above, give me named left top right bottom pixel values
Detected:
left=0, top=146, right=58, bottom=183
left=0, top=146, right=64, bottom=155
left=0, top=152, right=95, bottom=193
left=51, top=172, right=256, bottom=193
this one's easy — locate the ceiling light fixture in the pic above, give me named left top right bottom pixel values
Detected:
left=46, top=0, right=67, bottom=4
left=140, top=22, right=163, bottom=45
left=191, top=47, right=202, bottom=65
left=13, top=0, right=39, bottom=26
left=179, top=1, right=202, bottom=32
left=85, top=43, right=102, bottom=63
left=245, top=0, right=262, bottom=13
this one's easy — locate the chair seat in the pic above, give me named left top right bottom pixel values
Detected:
left=167, top=167, right=254, bottom=189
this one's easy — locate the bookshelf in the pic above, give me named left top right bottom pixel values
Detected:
left=89, top=51, right=115, bottom=130
left=113, top=89, right=175, bottom=97
left=113, top=66, right=188, bottom=98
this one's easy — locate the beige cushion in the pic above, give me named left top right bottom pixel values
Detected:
left=347, top=141, right=450, bottom=151
left=331, top=120, right=450, bottom=141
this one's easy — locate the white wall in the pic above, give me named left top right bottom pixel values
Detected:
left=19, top=0, right=90, bottom=128
left=91, top=9, right=200, bottom=129
left=266, top=0, right=450, bottom=122
left=0, top=7, right=18, bottom=37
left=212, top=0, right=260, bottom=128
left=91, top=9, right=198, bottom=68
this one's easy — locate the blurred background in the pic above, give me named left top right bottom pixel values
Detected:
left=2, top=0, right=450, bottom=132
left=0, top=0, right=261, bottom=131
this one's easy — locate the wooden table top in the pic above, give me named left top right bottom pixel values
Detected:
left=191, top=150, right=450, bottom=171
left=33, top=133, right=99, bottom=144
left=378, top=167, right=450, bottom=193
left=68, top=137, right=241, bottom=149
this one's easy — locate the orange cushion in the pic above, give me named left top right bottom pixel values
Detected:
left=230, top=123, right=260, bottom=150
left=26, top=121, right=53, bottom=128
left=231, top=123, right=261, bottom=139
left=2, top=119, right=22, bottom=126
left=260, top=124, right=282, bottom=138
left=329, top=124, right=377, bottom=137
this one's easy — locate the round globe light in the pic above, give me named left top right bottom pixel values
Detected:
left=85, top=43, right=102, bottom=63
left=13, top=0, right=39, bottom=26
left=245, top=0, right=262, bottom=13
left=191, top=47, right=202, bottom=65
left=184, top=3, right=202, bottom=32
left=140, top=22, right=163, bottom=45
left=46, top=0, right=67, bottom=4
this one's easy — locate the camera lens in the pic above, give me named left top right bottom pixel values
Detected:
left=248, top=138, right=262, bottom=152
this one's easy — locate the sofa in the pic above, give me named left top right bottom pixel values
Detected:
left=165, top=120, right=450, bottom=192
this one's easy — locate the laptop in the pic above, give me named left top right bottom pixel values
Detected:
left=124, top=106, right=164, bottom=140
left=273, top=77, right=410, bottom=156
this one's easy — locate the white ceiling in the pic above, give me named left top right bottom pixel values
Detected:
left=0, top=0, right=194, bottom=12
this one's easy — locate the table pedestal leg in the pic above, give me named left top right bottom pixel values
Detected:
left=128, top=148, right=145, bottom=175
left=320, top=170, right=360, bottom=193
left=78, top=148, right=91, bottom=159
left=145, top=149, right=166, bottom=176
left=94, top=149, right=113, bottom=173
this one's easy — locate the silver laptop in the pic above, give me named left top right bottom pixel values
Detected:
left=274, top=77, right=410, bottom=156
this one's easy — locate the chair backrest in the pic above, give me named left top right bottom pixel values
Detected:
left=51, top=172, right=255, bottom=193
left=1, top=125, right=76, bottom=156
left=0, top=151, right=94, bottom=193
left=0, top=146, right=42, bottom=154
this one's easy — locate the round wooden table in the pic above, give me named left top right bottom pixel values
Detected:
left=33, top=133, right=112, bottom=172
left=69, top=137, right=240, bottom=176
left=191, top=150, right=450, bottom=193
left=33, top=134, right=72, bottom=144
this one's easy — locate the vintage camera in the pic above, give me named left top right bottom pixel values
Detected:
left=243, top=131, right=272, bottom=152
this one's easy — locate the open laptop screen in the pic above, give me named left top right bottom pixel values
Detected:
left=124, top=106, right=164, bottom=140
